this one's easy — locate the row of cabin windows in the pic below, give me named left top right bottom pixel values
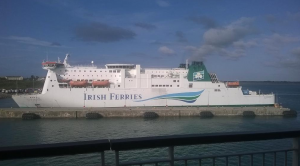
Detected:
left=107, top=66, right=134, bottom=69
left=150, top=71, right=188, bottom=74
left=152, top=75, right=165, bottom=78
left=214, top=89, right=221, bottom=92
left=76, top=79, right=110, bottom=81
left=173, top=80, right=179, bottom=82
left=151, top=85, right=180, bottom=87
left=60, top=75, right=120, bottom=77
left=62, top=70, right=121, bottom=73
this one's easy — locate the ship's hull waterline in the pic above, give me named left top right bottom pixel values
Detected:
left=12, top=88, right=274, bottom=108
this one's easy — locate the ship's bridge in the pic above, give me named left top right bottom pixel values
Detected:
left=42, top=62, right=64, bottom=70
left=105, top=64, right=135, bottom=69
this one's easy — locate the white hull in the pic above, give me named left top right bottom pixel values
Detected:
left=13, top=88, right=274, bottom=108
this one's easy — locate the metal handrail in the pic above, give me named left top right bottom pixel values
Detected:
left=0, top=139, right=110, bottom=161
left=1, top=129, right=300, bottom=166
left=110, top=129, right=300, bottom=151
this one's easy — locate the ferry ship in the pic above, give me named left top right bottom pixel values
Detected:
left=12, top=54, right=275, bottom=107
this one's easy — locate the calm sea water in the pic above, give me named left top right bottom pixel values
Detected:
left=0, top=82, right=300, bottom=165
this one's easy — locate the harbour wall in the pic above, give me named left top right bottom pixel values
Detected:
left=0, top=107, right=294, bottom=118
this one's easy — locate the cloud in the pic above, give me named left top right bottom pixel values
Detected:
left=188, top=16, right=218, bottom=29
left=159, top=46, right=175, bottom=55
left=263, top=33, right=300, bottom=53
left=264, top=59, right=300, bottom=69
left=262, top=36, right=300, bottom=70
left=75, top=22, right=136, bottom=43
left=291, top=47, right=300, bottom=57
left=175, top=31, right=187, bottom=42
left=6, top=36, right=62, bottom=47
left=233, top=40, right=257, bottom=49
left=134, top=22, right=156, bottom=30
left=204, top=17, right=256, bottom=47
left=150, top=40, right=173, bottom=45
left=265, top=14, right=278, bottom=24
left=156, top=0, right=170, bottom=7
left=287, top=12, right=300, bottom=21
left=51, top=42, right=62, bottom=46
left=185, top=17, right=258, bottom=61
left=185, top=45, right=216, bottom=61
left=127, top=52, right=163, bottom=59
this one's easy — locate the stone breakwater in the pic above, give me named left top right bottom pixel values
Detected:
left=0, top=106, right=293, bottom=118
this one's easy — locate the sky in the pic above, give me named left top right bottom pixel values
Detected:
left=0, top=0, right=300, bottom=81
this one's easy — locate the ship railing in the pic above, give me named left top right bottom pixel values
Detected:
left=1, top=129, right=300, bottom=166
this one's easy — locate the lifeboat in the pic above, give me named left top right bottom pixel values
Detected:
left=92, top=80, right=110, bottom=87
left=227, top=81, right=240, bottom=86
left=69, top=80, right=88, bottom=87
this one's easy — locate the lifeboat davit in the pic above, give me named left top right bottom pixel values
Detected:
left=227, top=81, right=239, bottom=86
left=69, top=80, right=88, bottom=87
left=92, top=80, right=110, bottom=87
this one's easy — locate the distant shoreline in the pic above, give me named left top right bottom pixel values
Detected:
left=0, top=93, right=12, bottom=99
left=231, top=81, right=300, bottom=83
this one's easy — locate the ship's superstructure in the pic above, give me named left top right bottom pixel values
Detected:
left=12, top=54, right=275, bottom=107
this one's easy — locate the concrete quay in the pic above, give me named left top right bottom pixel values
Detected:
left=0, top=106, right=294, bottom=119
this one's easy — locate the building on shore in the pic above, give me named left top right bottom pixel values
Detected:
left=5, top=76, right=23, bottom=80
